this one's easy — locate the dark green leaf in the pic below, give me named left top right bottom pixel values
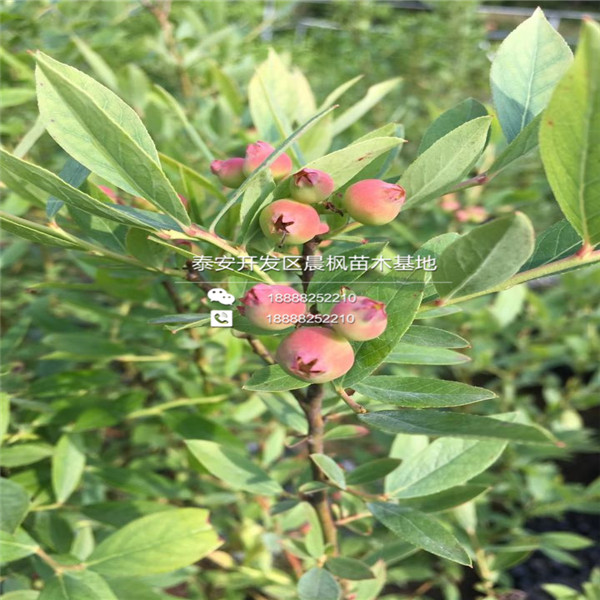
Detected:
left=399, top=485, right=488, bottom=512
left=401, top=325, right=469, bottom=348
left=46, top=157, right=90, bottom=218
left=520, top=220, right=582, bottom=271
left=325, top=557, right=375, bottom=580
left=418, top=98, right=488, bottom=154
left=346, top=458, right=401, bottom=486
left=243, top=365, right=309, bottom=392
left=387, top=344, right=470, bottom=366
left=539, top=19, right=600, bottom=246
left=354, top=376, right=495, bottom=408
left=360, top=410, right=556, bottom=444
left=368, top=502, right=471, bottom=565
left=489, top=114, right=542, bottom=176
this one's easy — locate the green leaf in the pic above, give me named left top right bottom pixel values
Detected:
left=0, top=150, right=180, bottom=231
left=434, top=213, right=535, bottom=300
left=126, top=228, right=167, bottom=268
left=46, top=157, right=90, bottom=218
left=0, top=478, right=30, bottom=533
left=0, top=211, right=85, bottom=250
left=354, top=377, right=495, bottom=408
left=388, top=344, right=470, bottom=366
left=541, top=531, right=594, bottom=550
left=39, top=571, right=117, bottom=600
left=346, top=458, right=401, bottom=486
left=303, top=137, right=405, bottom=191
left=539, top=19, right=600, bottom=246
left=185, top=440, right=282, bottom=495
left=399, top=485, right=489, bottom=512
left=360, top=410, right=556, bottom=445
left=35, top=52, right=189, bottom=224
left=490, top=7, right=572, bottom=143
left=243, top=365, right=310, bottom=392
left=418, top=98, right=488, bottom=154
left=310, top=454, right=346, bottom=490
left=400, top=325, right=469, bottom=348
left=52, top=434, right=86, bottom=504
left=399, top=117, right=491, bottom=208
left=0, top=443, right=53, bottom=468
left=87, top=508, right=221, bottom=577
left=340, top=267, right=425, bottom=387
left=368, top=502, right=471, bottom=566
left=488, top=113, right=542, bottom=176
left=332, top=78, right=401, bottom=136
left=0, top=528, right=38, bottom=563
left=323, top=425, right=368, bottom=441
left=298, top=567, right=341, bottom=600
left=520, top=220, right=582, bottom=271
left=325, top=557, right=375, bottom=580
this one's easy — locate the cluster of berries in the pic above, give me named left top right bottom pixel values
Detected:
left=210, top=141, right=407, bottom=246
left=239, top=284, right=388, bottom=383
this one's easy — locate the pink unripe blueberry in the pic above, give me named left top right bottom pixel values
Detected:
left=260, top=199, right=329, bottom=246
left=331, top=296, right=388, bottom=341
left=276, top=327, right=355, bottom=383
left=342, top=179, right=406, bottom=225
left=238, top=284, right=306, bottom=331
left=289, top=168, right=335, bottom=205
left=243, top=141, right=293, bottom=181
left=210, top=158, right=245, bottom=188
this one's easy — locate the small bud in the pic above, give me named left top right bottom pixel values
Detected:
left=238, top=284, right=306, bottom=331
left=289, top=168, right=335, bottom=204
left=243, top=141, right=293, bottom=181
left=210, top=158, right=246, bottom=188
left=342, top=179, right=406, bottom=225
left=331, top=296, right=388, bottom=341
left=259, top=199, right=329, bottom=246
left=276, top=327, right=355, bottom=383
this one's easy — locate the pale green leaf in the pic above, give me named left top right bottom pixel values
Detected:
left=39, top=571, right=117, bottom=600
left=400, top=117, right=491, bottom=207
left=185, top=440, right=282, bottom=495
left=332, top=78, right=401, bottom=136
left=87, top=508, right=221, bottom=576
left=0, top=528, right=38, bottom=563
left=298, top=567, right=341, bottom=600
left=434, top=213, right=535, bottom=300
left=0, top=478, right=30, bottom=534
left=490, top=7, right=572, bottom=142
left=52, top=434, right=86, bottom=504
left=520, top=219, right=582, bottom=271
left=310, top=454, right=346, bottom=489
left=35, top=53, right=189, bottom=224
left=0, top=211, right=85, bottom=250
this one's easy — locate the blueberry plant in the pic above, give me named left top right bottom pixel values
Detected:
left=1, top=8, right=599, bottom=600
